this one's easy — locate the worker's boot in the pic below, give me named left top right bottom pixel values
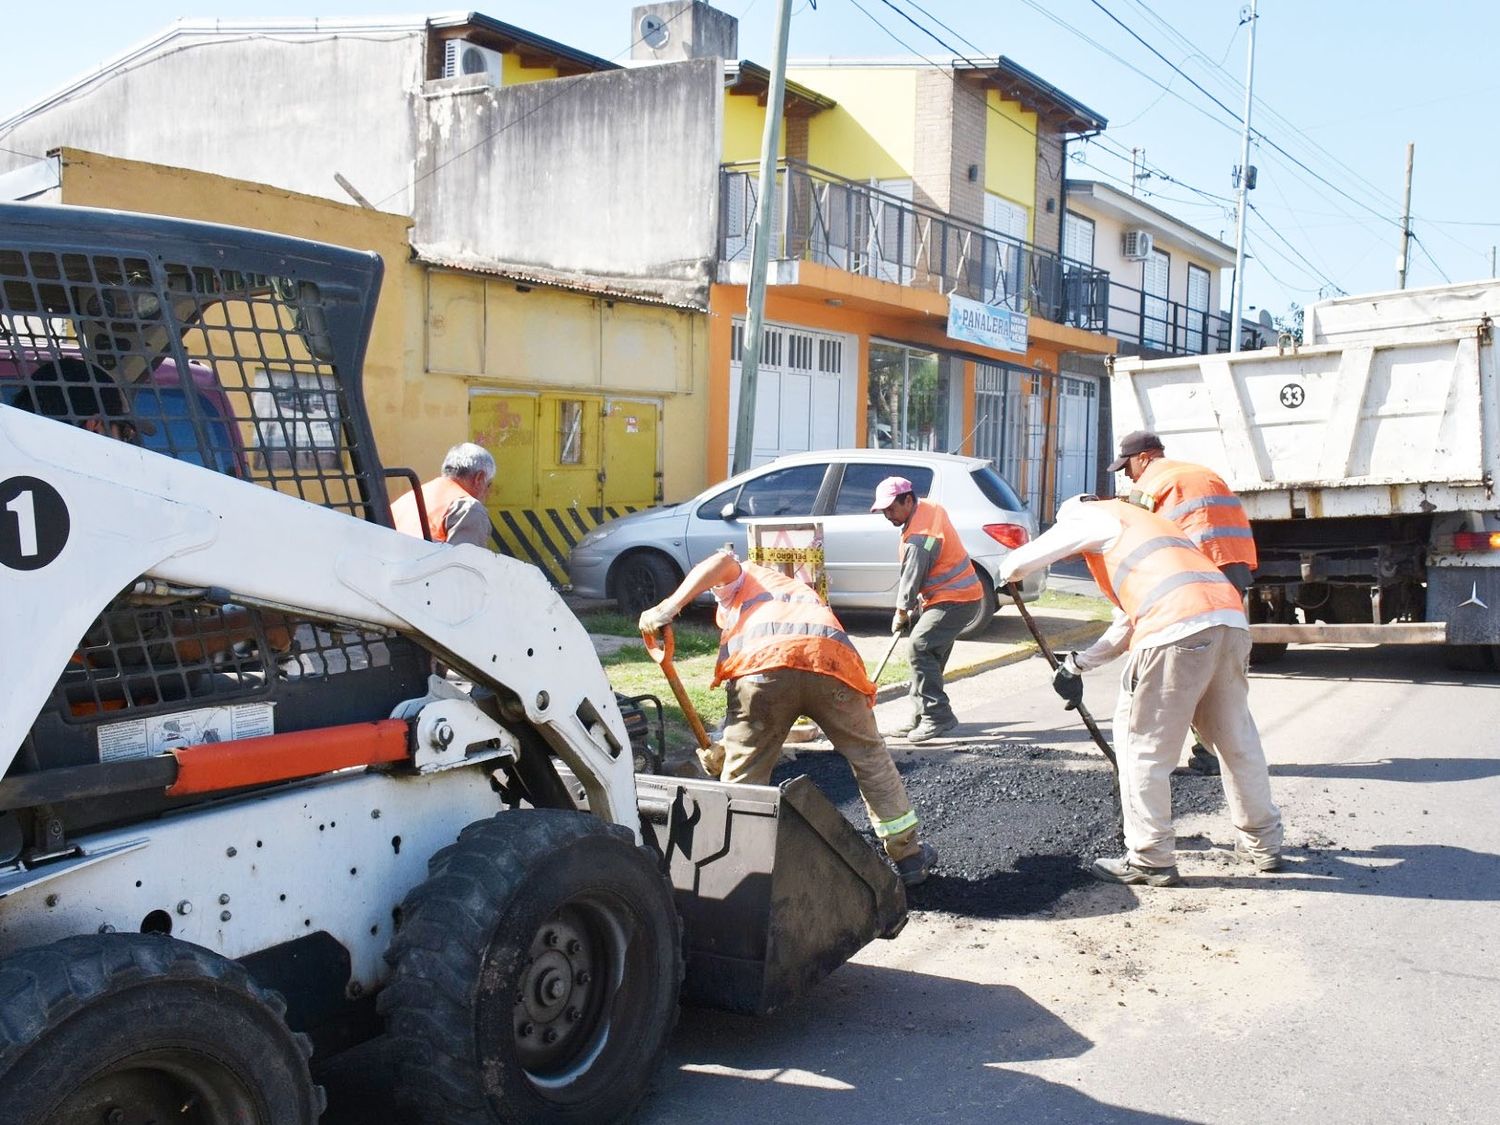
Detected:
left=1234, top=838, right=1284, bottom=873
left=894, top=841, right=939, bottom=886
left=1187, top=744, right=1221, bottom=775
left=1090, top=855, right=1181, bottom=887
left=907, top=715, right=958, bottom=744
left=881, top=709, right=921, bottom=738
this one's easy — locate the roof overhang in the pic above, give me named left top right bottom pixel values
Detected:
left=1067, top=180, right=1235, bottom=267
left=419, top=255, right=704, bottom=311
left=725, top=61, right=836, bottom=118
left=427, top=12, right=617, bottom=75
left=952, top=56, right=1106, bottom=134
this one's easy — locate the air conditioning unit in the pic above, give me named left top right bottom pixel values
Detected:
left=443, top=40, right=504, bottom=85
left=1122, top=230, right=1154, bottom=260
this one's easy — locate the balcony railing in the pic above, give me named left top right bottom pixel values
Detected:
left=719, top=160, right=1109, bottom=325
left=1059, top=270, right=1235, bottom=358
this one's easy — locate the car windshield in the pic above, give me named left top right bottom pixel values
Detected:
left=832, top=463, right=935, bottom=515
left=970, top=465, right=1025, bottom=513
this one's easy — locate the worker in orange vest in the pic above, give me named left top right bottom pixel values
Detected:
left=872, top=477, right=983, bottom=743
left=1111, top=430, right=1259, bottom=776
left=999, top=495, right=1283, bottom=886
left=639, top=550, right=937, bottom=885
left=390, top=442, right=498, bottom=548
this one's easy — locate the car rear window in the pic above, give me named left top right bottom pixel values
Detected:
left=833, top=463, right=935, bottom=515
left=970, top=465, right=1026, bottom=513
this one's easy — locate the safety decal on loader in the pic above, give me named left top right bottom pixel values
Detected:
left=0, top=475, right=68, bottom=571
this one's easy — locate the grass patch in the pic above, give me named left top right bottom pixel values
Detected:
left=1034, top=588, right=1114, bottom=622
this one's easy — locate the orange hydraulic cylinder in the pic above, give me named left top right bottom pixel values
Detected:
left=167, top=719, right=411, bottom=797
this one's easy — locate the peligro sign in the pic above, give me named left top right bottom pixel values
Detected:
left=946, top=293, right=1029, bottom=357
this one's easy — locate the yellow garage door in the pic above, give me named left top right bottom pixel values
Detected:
left=470, top=390, right=660, bottom=585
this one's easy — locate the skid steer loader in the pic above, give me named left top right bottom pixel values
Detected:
left=0, top=203, right=906, bottom=1124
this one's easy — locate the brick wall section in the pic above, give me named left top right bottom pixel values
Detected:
left=785, top=115, right=809, bottom=165
left=949, top=75, right=985, bottom=228
left=1033, top=125, right=1064, bottom=254
left=912, top=70, right=955, bottom=213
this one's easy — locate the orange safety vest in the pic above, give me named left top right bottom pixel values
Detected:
left=1132, top=458, right=1258, bottom=570
left=900, top=499, right=982, bottom=606
left=391, top=475, right=473, bottom=543
left=714, top=564, right=877, bottom=699
left=1083, top=498, right=1246, bottom=648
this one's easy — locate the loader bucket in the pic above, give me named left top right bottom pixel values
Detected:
left=635, top=772, right=908, bottom=1016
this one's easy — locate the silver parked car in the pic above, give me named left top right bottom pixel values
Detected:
left=567, top=449, right=1047, bottom=639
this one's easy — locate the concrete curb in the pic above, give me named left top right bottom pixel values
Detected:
left=872, top=619, right=1109, bottom=703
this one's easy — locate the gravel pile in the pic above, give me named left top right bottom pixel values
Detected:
left=771, top=742, right=1227, bottom=919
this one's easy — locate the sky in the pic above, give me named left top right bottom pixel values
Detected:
left=4, top=1, right=1498, bottom=321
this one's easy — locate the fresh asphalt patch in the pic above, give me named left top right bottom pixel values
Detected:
left=771, top=742, right=1227, bottom=919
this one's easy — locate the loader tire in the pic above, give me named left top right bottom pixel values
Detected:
left=380, top=809, right=683, bottom=1124
left=0, top=933, right=321, bottom=1125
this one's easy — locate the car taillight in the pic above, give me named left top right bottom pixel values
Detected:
left=1453, top=531, right=1500, bottom=551
left=984, top=523, right=1030, bottom=549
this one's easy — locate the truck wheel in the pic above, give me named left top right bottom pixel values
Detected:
left=956, top=571, right=1000, bottom=640
left=0, top=933, right=321, bottom=1125
left=613, top=552, right=681, bottom=617
left=381, top=809, right=683, bottom=1124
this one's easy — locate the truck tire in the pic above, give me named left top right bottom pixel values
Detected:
left=613, top=551, right=681, bottom=617
left=0, top=933, right=321, bottom=1125
left=380, top=809, right=683, bottom=1124
left=956, top=570, right=1000, bottom=640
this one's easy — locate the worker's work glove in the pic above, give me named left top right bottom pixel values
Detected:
left=890, top=609, right=911, bottom=635
left=697, top=741, right=726, bottom=779
left=1052, top=656, right=1084, bottom=711
left=638, top=604, right=675, bottom=635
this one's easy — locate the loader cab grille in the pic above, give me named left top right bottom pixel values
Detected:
left=1, top=242, right=387, bottom=520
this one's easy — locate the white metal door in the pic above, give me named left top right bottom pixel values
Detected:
left=1186, top=263, right=1211, bottom=353
left=1054, top=374, right=1099, bottom=508
left=1143, top=249, right=1170, bottom=348
left=729, top=320, right=855, bottom=469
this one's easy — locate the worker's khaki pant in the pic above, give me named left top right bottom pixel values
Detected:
left=721, top=667, right=921, bottom=861
left=1112, top=625, right=1282, bottom=868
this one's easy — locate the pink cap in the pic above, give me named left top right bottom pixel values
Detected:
left=870, top=476, right=915, bottom=511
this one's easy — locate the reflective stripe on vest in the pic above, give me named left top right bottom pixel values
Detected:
left=901, top=500, right=982, bottom=605
left=391, top=475, right=472, bottom=543
left=1136, top=459, right=1257, bottom=570
left=714, top=564, right=877, bottom=698
left=1083, top=499, right=1245, bottom=648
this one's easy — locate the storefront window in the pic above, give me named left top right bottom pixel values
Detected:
left=867, top=343, right=955, bottom=451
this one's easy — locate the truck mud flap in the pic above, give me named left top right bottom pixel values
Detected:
left=635, top=773, right=907, bottom=1016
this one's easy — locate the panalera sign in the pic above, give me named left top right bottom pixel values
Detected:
left=946, top=293, right=1029, bottom=356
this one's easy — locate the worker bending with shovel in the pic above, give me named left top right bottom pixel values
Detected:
left=639, top=549, right=938, bottom=885
left=998, top=495, right=1282, bottom=886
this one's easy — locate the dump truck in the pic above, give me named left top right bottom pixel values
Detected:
left=0, top=202, right=906, bottom=1123
left=1111, top=280, right=1500, bottom=665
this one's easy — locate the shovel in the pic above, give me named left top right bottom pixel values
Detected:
left=642, top=624, right=725, bottom=777
left=869, top=626, right=907, bottom=684
left=1007, top=582, right=1118, bottom=771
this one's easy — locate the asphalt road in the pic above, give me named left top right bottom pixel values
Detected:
left=639, top=642, right=1500, bottom=1124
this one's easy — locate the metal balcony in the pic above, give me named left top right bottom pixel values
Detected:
left=1069, top=274, right=1235, bottom=358
left=719, top=160, right=1109, bottom=325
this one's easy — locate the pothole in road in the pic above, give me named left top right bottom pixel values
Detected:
left=771, top=743, right=1227, bottom=918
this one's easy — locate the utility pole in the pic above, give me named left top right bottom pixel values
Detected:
left=1396, top=142, right=1415, bottom=289
left=1130, top=147, right=1140, bottom=196
left=1229, top=0, right=1258, bottom=353
left=1490, top=246, right=1496, bottom=278
left=731, top=0, right=794, bottom=475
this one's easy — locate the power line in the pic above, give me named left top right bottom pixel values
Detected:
left=1410, top=232, right=1454, bottom=284
left=1248, top=202, right=1345, bottom=295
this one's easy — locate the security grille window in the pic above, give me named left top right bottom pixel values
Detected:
left=558, top=400, right=585, bottom=465
left=731, top=323, right=744, bottom=362
left=818, top=337, right=842, bottom=373
left=787, top=332, right=814, bottom=370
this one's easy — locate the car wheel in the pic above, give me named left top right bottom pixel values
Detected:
left=956, top=570, right=999, bottom=640
left=613, top=552, right=681, bottom=617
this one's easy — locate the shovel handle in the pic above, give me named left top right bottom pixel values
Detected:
left=1007, top=581, right=1118, bottom=770
left=641, top=626, right=713, bottom=751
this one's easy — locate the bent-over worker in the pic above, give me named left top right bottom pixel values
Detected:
left=1112, top=430, right=1260, bottom=775
left=639, top=550, right=938, bottom=885
left=872, top=476, right=982, bottom=743
left=998, top=495, right=1283, bottom=886
left=391, top=442, right=498, bottom=549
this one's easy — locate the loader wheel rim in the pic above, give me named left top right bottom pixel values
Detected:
left=47, top=1047, right=258, bottom=1125
left=508, top=897, right=630, bottom=1089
